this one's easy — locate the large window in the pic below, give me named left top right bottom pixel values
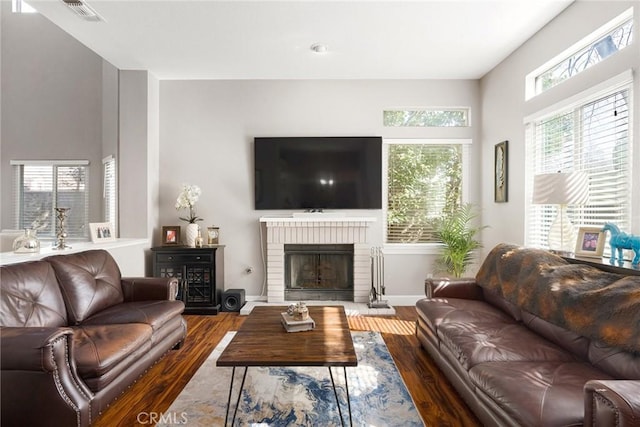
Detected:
left=386, top=140, right=468, bottom=244
left=526, top=79, right=632, bottom=249
left=103, top=155, right=117, bottom=232
left=12, top=160, right=90, bottom=238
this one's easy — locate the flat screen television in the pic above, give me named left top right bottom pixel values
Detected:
left=254, top=136, right=382, bottom=210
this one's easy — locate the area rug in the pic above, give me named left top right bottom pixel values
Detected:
left=159, top=331, right=424, bottom=426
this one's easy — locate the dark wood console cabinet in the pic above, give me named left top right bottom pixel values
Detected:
left=152, top=245, right=224, bottom=314
left=562, top=255, right=640, bottom=276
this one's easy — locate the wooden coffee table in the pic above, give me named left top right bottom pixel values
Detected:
left=217, top=305, right=358, bottom=426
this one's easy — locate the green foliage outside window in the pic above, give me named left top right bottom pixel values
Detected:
left=387, top=144, right=462, bottom=243
left=383, top=110, right=468, bottom=127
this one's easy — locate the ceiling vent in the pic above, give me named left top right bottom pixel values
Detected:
left=61, top=0, right=103, bottom=22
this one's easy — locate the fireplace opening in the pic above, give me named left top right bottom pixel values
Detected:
left=284, top=244, right=354, bottom=301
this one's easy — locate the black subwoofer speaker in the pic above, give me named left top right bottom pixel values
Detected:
left=221, top=289, right=246, bottom=312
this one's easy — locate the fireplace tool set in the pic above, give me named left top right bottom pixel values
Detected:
left=369, top=246, right=390, bottom=308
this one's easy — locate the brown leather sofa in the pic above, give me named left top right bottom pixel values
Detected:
left=416, top=243, right=640, bottom=426
left=1, top=249, right=187, bottom=427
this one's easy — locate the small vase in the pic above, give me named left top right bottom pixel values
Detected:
left=13, top=229, right=41, bottom=253
left=185, top=223, right=199, bottom=247
left=195, top=228, right=204, bottom=248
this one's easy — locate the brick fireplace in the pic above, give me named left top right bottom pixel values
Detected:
left=260, top=216, right=375, bottom=303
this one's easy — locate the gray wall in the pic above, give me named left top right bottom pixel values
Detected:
left=480, top=0, right=640, bottom=256
left=118, top=70, right=155, bottom=239
left=159, top=79, right=481, bottom=298
left=1, top=5, right=156, bottom=242
left=1, top=4, right=103, bottom=230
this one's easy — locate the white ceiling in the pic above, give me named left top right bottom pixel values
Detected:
left=29, top=0, right=573, bottom=80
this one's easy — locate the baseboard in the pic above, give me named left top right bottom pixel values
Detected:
left=385, top=295, right=425, bottom=306
left=244, top=295, right=424, bottom=306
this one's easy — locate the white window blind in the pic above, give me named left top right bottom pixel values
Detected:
left=12, top=161, right=90, bottom=238
left=526, top=86, right=631, bottom=249
left=386, top=141, right=467, bottom=243
left=103, top=155, right=117, bottom=233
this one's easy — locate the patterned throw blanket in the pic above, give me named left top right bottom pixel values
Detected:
left=476, top=243, right=640, bottom=354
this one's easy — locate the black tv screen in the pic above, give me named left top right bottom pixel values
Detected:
left=254, top=136, right=382, bottom=210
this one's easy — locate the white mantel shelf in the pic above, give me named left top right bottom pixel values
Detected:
left=260, top=216, right=376, bottom=223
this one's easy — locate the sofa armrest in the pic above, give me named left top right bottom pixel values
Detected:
left=1, top=327, right=93, bottom=426
left=121, top=277, right=180, bottom=302
left=425, top=277, right=484, bottom=300
left=585, top=380, right=640, bottom=426
left=1, top=326, right=74, bottom=371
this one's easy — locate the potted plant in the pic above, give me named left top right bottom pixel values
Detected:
left=175, top=184, right=203, bottom=247
left=434, top=203, right=486, bottom=278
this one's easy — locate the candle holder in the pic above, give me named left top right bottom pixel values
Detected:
left=53, top=207, right=72, bottom=250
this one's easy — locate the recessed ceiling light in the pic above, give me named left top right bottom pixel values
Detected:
left=310, top=43, right=328, bottom=54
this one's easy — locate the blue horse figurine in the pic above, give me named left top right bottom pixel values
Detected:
left=602, top=222, right=640, bottom=266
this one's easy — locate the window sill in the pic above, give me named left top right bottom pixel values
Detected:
left=0, top=238, right=149, bottom=266
left=383, top=243, right=442, bottom=255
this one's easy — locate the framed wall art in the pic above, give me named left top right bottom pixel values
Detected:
left=575, top=227, right=605, bottom=258
left=162, top=226, right=181, bottom=246
left=494, top=140, right=508, bottom=203
left=89, top=222, right=116, bottom=243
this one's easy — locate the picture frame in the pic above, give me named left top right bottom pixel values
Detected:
left=89, top=222, right=115, bottom=243
left=575, top=227, right=605, bottom=258
left=494, top=140, right=508, bottom=203
left=162, top=226, right=181, bottom=246
left=206, top=226, right=220, bottom=245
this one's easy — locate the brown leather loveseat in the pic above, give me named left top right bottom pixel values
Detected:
left=1, top=249, right=187, bottom=427
left=416, top=243, right=640, bottom=426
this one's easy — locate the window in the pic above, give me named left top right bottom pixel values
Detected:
left=527, top=8, right=634, bottom=99
left=383, top=109, right=469, bottom=127
left=526, top=80, right=631, bottom=249
left=103, top=155, right=117, bottom=233
left=12, top=160, right=90, bottom=238
left=386, top=140, right=468, bottom=244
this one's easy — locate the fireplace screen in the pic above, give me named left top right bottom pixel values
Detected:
left=284, top=244, right=353, bottom=300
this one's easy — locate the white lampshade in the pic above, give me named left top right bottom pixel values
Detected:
left=532, top=172, right=589, bottom=205
left=532, top=171, right=589, bottom=254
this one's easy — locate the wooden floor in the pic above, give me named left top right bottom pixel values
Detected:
left=93, top=306, right=481, bottom=427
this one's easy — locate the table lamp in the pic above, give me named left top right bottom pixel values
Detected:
left=532, top=171, right=589, bottom=254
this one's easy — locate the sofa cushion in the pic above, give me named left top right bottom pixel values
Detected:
left=469, top=361, right=614, bottom=427
left=482, top=288, right=521, bottom=321
left=82, top=300, right=185, bottom=332
left=438, top=322, right=576, bottom=370
left=47, top=250, right=124, bottom=324
left=416, top=297, right=515, bottom=334
left=588, top=340, right=640, bottom=379
left=522, top=310, right=591, bottom=360
left=0, top=261, right=67, bottom=327
left=73, top=324, right=152, bottom=391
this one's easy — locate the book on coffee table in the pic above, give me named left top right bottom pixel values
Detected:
left=281, top=312, right=316, bottom=332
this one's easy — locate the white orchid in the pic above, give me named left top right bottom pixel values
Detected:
left=175, top=184, right=203, bottom=223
